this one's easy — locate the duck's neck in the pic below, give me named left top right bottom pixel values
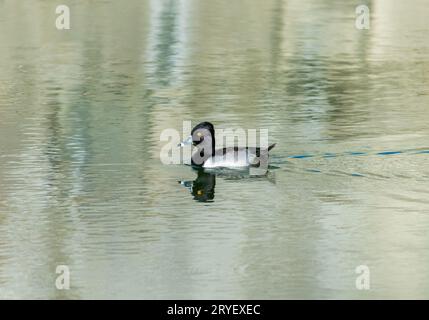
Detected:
left=192, top=135, right=215, bottom=166
left=200, top=134, right=215, bottom=157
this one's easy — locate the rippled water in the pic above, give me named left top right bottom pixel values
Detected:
left=1, top=0, right=429, bottom=299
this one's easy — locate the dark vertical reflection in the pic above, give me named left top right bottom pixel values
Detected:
left=154, top=1, right=179, bottom=87
left=146, top=0, right=180, bottom=88
left=269, top=0, right=284, bottom=77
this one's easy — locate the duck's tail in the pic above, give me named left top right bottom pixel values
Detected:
left=268, top=143, right=276, bottom=151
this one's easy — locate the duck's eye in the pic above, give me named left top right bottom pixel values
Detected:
left=197, top=190, right=203, bottom=195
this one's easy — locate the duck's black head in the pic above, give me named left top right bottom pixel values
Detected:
left=191, top=122, right=215, bottom=147
left=178, top=122, right=216, bottom=166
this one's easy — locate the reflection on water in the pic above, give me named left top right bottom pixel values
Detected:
left=179, top=168, right=276, bottom=203
left=180, top=169, right=216, bottom=203
left=0, top=0, right=429, bottom=299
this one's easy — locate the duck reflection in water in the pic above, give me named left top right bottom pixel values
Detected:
left=179, top=168, right=276, bottom=202
left=179, top=169, right=216, bottom=202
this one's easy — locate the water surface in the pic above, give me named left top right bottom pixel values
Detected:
left=0, top=0, right=429, bottom=299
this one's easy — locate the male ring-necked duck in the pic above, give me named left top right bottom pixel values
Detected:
left=178, top=122, right=276, bottom=168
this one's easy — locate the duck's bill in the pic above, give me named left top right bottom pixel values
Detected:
left=178, top=135, right=193, bottom=147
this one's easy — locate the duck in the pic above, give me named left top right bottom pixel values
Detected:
left=178, top=122, right=276, bottom=169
